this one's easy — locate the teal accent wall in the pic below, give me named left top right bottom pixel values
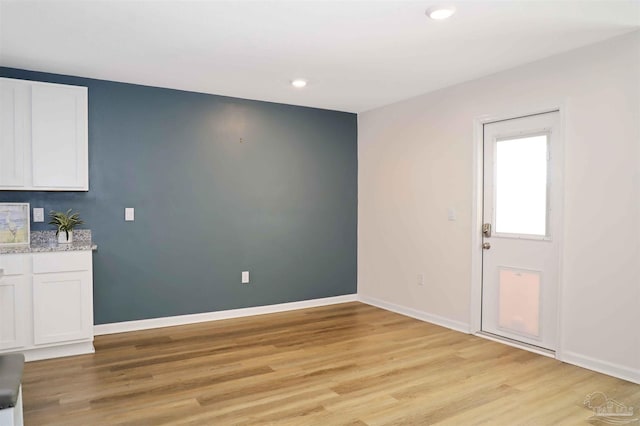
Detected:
left=0, top=67, right=357, bottom=324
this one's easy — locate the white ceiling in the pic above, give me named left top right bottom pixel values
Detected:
left=1, top=1, right=639, bottom=113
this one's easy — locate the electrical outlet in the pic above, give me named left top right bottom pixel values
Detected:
left=417, top=273, right=424, bottom=286
left=242, top=271, right=250, bottom=284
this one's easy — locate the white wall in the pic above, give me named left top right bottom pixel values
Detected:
left=358, top=31, right=640, bottom=383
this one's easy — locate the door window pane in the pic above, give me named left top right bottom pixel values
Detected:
left=495, top=135, right=548, bottom=236
left=498, top=268, right=540, bottom=337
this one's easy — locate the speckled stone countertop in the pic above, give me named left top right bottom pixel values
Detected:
left=0, top=230, right=97, bottom=254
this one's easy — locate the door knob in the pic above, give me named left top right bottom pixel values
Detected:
left=482, top=242, right=491, bottom=250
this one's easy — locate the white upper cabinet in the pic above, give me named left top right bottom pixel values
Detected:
left=32, top=83, right=88, bottom=189
left=0, top=77, right=88, bottom=191
left=0, top=79, right=29, bottom=187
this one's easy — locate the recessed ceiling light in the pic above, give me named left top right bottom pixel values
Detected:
left=291, top=79, right=307, bottom=88
left=426, top=6, right=456, bottom=20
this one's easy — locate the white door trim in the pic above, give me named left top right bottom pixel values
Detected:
left=469, top=103, right=567, bottom=359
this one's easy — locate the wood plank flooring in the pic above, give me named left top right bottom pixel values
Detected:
left=22, top=302, right=639, bottom=425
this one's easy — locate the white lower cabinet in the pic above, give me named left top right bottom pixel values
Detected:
left=33, top=271, right=92, bottom=345
left=0, top=251, right=94, bottom=361
left=0, top=254, right=28, bottom=351
left=0, top=274, right=27, bottom=351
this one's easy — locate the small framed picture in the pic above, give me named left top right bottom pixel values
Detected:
left=0, top=203, right=30, bottom=246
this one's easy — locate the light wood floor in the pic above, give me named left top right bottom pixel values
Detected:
left=22, top=302, right=639, bottom=425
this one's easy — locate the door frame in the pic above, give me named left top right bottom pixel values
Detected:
left=469, top=103, right=567, bottom=359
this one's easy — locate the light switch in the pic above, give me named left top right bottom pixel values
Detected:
left=33, top=208, right=44, bottom=222
left=447, top=207, right=457, bottom=221
left=125, top=208, right=135, bottom=221
left=242, top=271, right=250, bottom=284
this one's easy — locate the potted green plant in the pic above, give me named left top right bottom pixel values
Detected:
left=48, top=209, right=84, bottom=244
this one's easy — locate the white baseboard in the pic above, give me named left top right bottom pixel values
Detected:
left=94, top=293, right=639, bottom=385
left=358, top=295, right=639, bottom=384
left=94, top=294, right=358, bottom=336
left=358, top=295, right=470, bottom=334
left=560, top=351, right=640, bottom=385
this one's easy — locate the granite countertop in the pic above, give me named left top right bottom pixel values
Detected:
left=0, top=230, right=97, bottom=255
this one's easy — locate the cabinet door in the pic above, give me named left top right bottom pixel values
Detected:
left=0, top=78, right=29, bottom=187
left=0, top=275, right=27, bottom=350
left=32, top=271, right=92, bottom=345
left=31, top=83, right=88, bottom=190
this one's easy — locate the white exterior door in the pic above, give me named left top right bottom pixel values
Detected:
left=481, top=111, right=562, bottom=351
